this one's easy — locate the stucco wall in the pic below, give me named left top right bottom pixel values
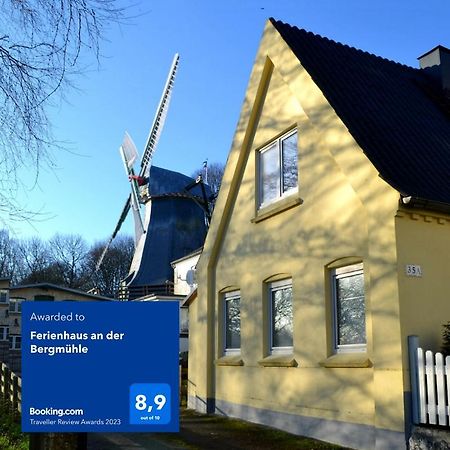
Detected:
left=173, top=253, right=200, bottom=296
left=396, top=210, right=450, bottom=386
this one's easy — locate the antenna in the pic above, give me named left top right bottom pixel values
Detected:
left=203, top=159, right=208, bottom=185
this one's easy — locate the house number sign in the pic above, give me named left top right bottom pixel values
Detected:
left=405, top=264, right=422, bottom=277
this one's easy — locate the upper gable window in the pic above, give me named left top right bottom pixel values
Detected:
left=258, top=129, right=298, bottom=208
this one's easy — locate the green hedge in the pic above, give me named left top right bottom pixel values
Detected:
left=0, top=399, right=28, bottom=450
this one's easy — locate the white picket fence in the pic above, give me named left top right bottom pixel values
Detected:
left=409, top=335, right=450, bottom=427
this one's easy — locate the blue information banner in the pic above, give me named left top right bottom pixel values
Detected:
left=21, top=301, right=179, bottom=432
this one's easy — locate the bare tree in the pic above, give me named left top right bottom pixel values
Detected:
left=17, top=235, right=72, bottom=285
left=0, top=229, right=133, bottom=291
left=0, top=0, right=124, bottom=224
left=0, top=229, right=20, bottom=283
left=86, top=235, right=134, bottom=297
left=17, top=236, right=51, bottom=281
left=49, top=233, right=88, bottom=288
left=191, top=161, right=225, bottom=202
left=19, top=260, right=68, bottom=286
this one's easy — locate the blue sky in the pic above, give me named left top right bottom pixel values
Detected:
left=12, top=0, right=450, bottom=243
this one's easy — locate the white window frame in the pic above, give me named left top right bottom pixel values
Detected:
left=0, top=290, right=8, bottom=303
left=10, top=335, right=21, bottom=350
left=331, top=263, right=366, bottom=353
left=0, top=326, right=8, bottom=341
left=269, top=279, right=293, bottom=354
left=9, top=298, right=23, bottom=313
left=223, top=290, right=241, bottom=355
left=258, top=129, right=298, bottom=209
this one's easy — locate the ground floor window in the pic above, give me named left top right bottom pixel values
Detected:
left=224, top=290, right=241, bottom=355
left=269, top=279, right=293, bottom=353
left=332, top=263, right=366, bottom=352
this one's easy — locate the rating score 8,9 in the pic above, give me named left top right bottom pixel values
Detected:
left=129, top=383, right=171, bottom=425
left=135, top=394, right=166, bottom=413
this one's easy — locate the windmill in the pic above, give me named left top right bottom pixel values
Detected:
left=96, top=54, right=210, bottom=300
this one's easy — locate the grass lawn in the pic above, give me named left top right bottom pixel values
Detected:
left=0, top=434, right=28, bottom=450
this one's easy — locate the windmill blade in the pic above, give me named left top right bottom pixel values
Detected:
left=120, top=137, right=145, bottom=244
left=130, top=196, right=145, bottom=246
left=95, top=195, right=131, bottom=272
left=140, top=53, right=180, bottom=178
left=112, top=195, right=132, bottom=239
left=121, top=131, right=139, bottom=169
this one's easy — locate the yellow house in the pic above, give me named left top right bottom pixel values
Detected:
left=187, top=18, right=450, bottom=450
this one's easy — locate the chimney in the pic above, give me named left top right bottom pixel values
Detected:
left=418, top=45, right=450, bottom=96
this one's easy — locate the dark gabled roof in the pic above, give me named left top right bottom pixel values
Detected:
left=270, top=19, right=450, bottom=205
left=149, top=166, right=211, bottom=199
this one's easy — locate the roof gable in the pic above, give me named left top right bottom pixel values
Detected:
left=271, top=19, right=450, bottom=206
